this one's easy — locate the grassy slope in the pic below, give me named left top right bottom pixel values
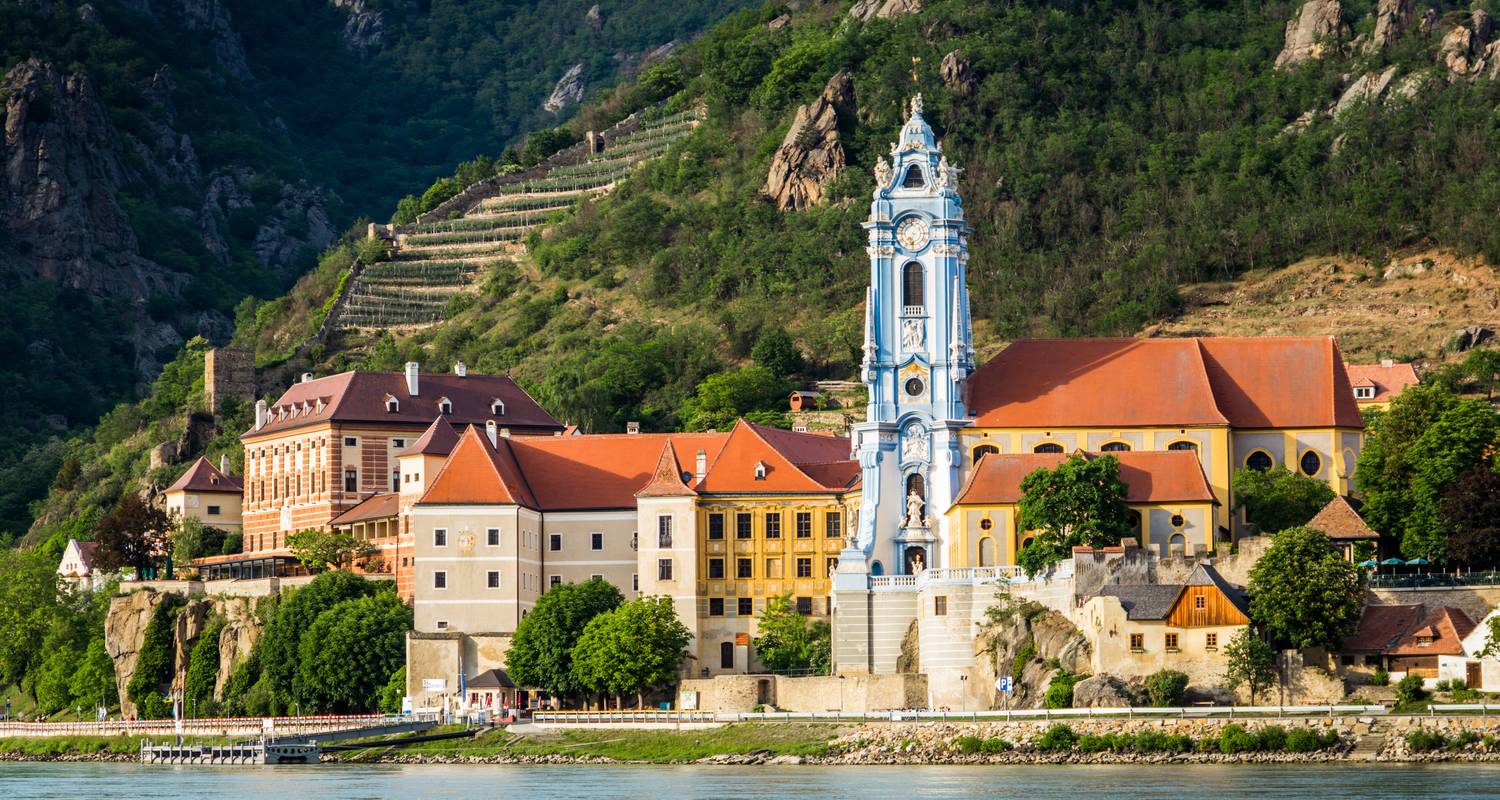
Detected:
left=332, top=723, right=841, bottom=762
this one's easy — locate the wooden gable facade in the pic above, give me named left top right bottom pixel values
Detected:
left=1166, top=583, right=1250, bottom=628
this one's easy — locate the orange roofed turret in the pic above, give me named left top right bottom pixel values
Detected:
left=635, top=441, right=698, bottom=498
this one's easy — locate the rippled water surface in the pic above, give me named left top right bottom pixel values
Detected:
left=4, top=762, right=1498, bottom=799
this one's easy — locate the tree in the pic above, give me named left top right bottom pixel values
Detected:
left=1222, top=629, right=1277, bottom=703
left=0, top=549, right=60, bottom=688
left=1145, top=669, right=1188, bottom=707
left=1442, top=465, right=1500, bottom=568
left=380, top=666, right=407, bottom=714
left=183, top=616, right=226, bottom=713
left=680, top=366, right=791, bottom=431
left=1356, top=383, right=1499, bottom=560
left=752, top=594, right=831, bottom=675
left=259, top=571, right=379, bottom=710
left=1232, top=466, right=1334, bottom=535
left=94, top=493, right=171, bottom=579
left=295, top=589, right=411, bottom=713
left=570, top=596, right=692, bottom=708
left=751, top=328, right=804, bottom=379
left=171, top=518, right=229, bottom=568
left=1465, top=348, right=1500, bottom=399
left=506, top=578, right=624, bottom=698
left=286, top=528, right=376, bottom=571
left=1247, top=526, right=1364, bottom=649
left=1015, top=454, right=1133, bottom=576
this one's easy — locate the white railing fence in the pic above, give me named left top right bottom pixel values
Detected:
left=533, top=705, right=1390, bottom=725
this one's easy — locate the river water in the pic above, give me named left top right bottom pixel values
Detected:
left=2, top=762, right=1496, bottom=798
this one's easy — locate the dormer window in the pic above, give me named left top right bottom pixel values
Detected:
left=901, top=165, right=926, bottom=188
left=754, top=461, right=767, bottom=480
left=438, top=397, right=453, bottom=415
left=1354, top=386, right=1376, bottom=400
left=492, top=398, right=505, bottom=416
left=385, top=395, right=400, bottom=413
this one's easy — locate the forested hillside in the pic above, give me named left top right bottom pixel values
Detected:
left=0, top=0, right=752, bottom=539
left=20, top=0, right=1500, bottom=545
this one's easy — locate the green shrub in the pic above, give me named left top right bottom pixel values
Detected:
left=1011, top=640, right=1036, bottom=683
left=1395, top=674, right=1426, bottom=705
left=1454, top=731, right=1480, bottom=748
left=978, top=737, right=1012, bottom=754
left=1451, top=688, right=1484, bottom=703
left=1045, top=671, right=1086, bottom=709
left=1145, top=669, right=1189, bottom=707
left=1285, top=728, right=1321, bottom=752
left=1257, top=725, right=1287, bottom=752
left=954, top=735, right=982, bottom=754
left=1218, top=724, right=1261, bottom=753
left=1076, top=734, right=1111, bottom=753
left=1034, top=724, right=1078, bottom=752
left=1370, top=669, right=1389, bottom=686
left=1405, top=729, right=1447, bottom=753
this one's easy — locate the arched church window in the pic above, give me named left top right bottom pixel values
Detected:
left=1128, top=510, right=1142, bottom=536
left=902, top=262, right=924, bottom=310
left=1100, top=441, right=1131, bottom=453
left=905, top=472, right=925, bottom=502
left=1245, top=451, right=1273, bottom=472
left=972, top=444, right=999, bottom=464
left=871, top=561, right=884, bottom=577
left=1167, top=440, right=1198, bottom=452
left=901, top=165, right=926, bottom=188
left=1033, top=442, right=1064, bottom=454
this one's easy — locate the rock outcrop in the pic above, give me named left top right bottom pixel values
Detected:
left=544, top=64, right=586, bottom=114
left=1275, top=0, right=1347, bottom=69
left=215, top=597, right=263, bottom=700
left=763, top=70, right=853, bottom=212
left=1368, top=0, right=1413, bottom=53
left=585, top=4, right=602, bottom=31
left=940, top=50, right=974, bottom=96
left=331, top=0, right=385, bottom=52
left=169, top=599, right=211, bottom=694
left=1072, top=674, right=1138, bottom=708
left=104, top=590, right=170, bottom=718
left=1437, top=9, right=1500, bottom=78
left=1333, top=65, right=1399, bottom=114
left=981, top=598, right=1090, bottom=709
left=848, top=0, right=921, bottom=21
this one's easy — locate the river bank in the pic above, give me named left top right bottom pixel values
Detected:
left=9, top=716, right=1500, bottom=765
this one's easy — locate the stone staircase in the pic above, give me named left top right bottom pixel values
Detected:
left=1348, top=728, right=1386, bottom=761
left=333, top=105, right=703, bottom=331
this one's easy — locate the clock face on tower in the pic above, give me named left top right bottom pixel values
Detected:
left=896, top=216, right=930, bottom=251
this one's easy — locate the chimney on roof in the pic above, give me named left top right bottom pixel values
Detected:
left=454, top=361, right=467, bottom=377
left=220, top=454, right=230, bottom=474
left=626, top=421, right=641, bottom=435
left=301, top=372, right=314, bottom=383
left=695, top=450, right=707, bottom=480
left=501, top=427, right=511, bottom=439
left=405, top=361, right=420, bottom=396
left=255, top=399, right=268, bottom=430
left=485, top=420, right=498, bottom=448
left=792, top=423, right=809, bottom=433
left=1381, top=358, right=1394, bottom=369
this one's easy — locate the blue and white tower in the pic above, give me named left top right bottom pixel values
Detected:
left=847, top=94, right=975, bottom=576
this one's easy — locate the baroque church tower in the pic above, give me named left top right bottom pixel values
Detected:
left=846, top=95, right=975, bottom=576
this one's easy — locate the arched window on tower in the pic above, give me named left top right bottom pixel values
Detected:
left=902, top=262, right=924, bottom=312
left=901, top=165, right=926, bottom=188
left=905, top=472, right=925, bottom=503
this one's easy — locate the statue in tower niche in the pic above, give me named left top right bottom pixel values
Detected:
left=901, top=424, right=929, bottom=463
left=874, top=157, right=892, bottom=188
left=901, top=318, right=924, bottom=351
left=904, top=488, right=925, bottom=528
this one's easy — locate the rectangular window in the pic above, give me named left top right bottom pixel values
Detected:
left=488, top=528, right=500, bottom=547
left=795, top=512, right=812, bottom=538
left=632, top=573, right=639, bottom=592
left=540, top=532, right=557, bottom=552
left=657, top=558, right=673, bottom=581
left=736, top=558, right=753, bottom=579
left=707, top=513, right=724, bottom=540
left=826, top=511, right=842, bottom=538
left=590, top=532, right=603, bottom=551
left=590, top=573, right=603, bottom=581
left=1205, top=632, right=1218, bottom=649
left=433, top=571, right=447, bottom=590
left=344, top=469, right=357, bottom=493
left=765, top=512, right=782, bottom=539
left=658, top=515, right=673, bottom=548
left=343, top=437, right=358, bottom=447
left=708, top=558, right=725, bottom=579
left=796, top=557, right=813, bottom=578
left=934, top=596, right=948, bottom=616
left=391, top=438, right=405, bottom=449
left=1130, top=633, right=1144, bottom=651
left=721, top=641, right=735, bottom=669
left=435, top=620, right=448, bottom=631
left=207, top=505, right=221, bottom=516
left=391, top=469, right=400, bottom=492
left=738, top=598, right=753, bottom=617
left=736, top=513, right=753, bottom=539
left=1194, top=595, right=1206, bottom=610
left=433, top=528, right=447, bottom=547
left=796, top=596, right=813, bottom=616
left=709, top=598, right=724, bottom=617
left=550, top=575, right=562, bottom=589
left=1166, top=633, right=1180, bottom=651
left=487, top=571, right=500, bottom=589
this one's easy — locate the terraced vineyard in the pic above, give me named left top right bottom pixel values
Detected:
left=332, top=106, right=703, bottom=331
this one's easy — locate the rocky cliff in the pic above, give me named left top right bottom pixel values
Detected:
left=980, top=597, right=1090, bottom=710
left=763, top=71, right=853, bottom=212
left=104, top=589, right=264, bottom=715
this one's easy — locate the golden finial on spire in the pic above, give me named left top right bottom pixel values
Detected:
left=910, top=55, right=921, bottom=84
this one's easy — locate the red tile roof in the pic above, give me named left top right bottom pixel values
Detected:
left=1306, top=496, right=1380, bottom=541
left=1385, top=607, right=1476, bottom=657
left=1346, top=362, right=1420, bottom=404
left=951, top=450, right=1215, bottom=507
left=509, top=432, right=730, bottom=510
left=967, top=337, right=1363, bottom=429
left=329, top=492, right=401, bottom=526
left=1342, top=604, right=1425, bottom=653
left=694, top=421, right=857, bottom=494
left=165, top=457, right=244, bottom=494
left=403, top=417, right=461, bottom=457
left=245, top=370, right=561, bottom=438
left=420, top=426, right=539, bottom=508
left=636, top=442, right=698, bottom=498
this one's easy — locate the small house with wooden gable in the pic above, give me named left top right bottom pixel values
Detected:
left=1075, top=563, right=1251, bottom=685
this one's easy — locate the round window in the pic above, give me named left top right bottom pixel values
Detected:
left=904, top=377, right=925, bottom=396
left=1170, top=514, right=1185, bottom=528
left=979, top=518, right=994, bottom=531
left=1246, top=451, right=1273, bottom=472
left=1300, top=450, right=1322, bottom=477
